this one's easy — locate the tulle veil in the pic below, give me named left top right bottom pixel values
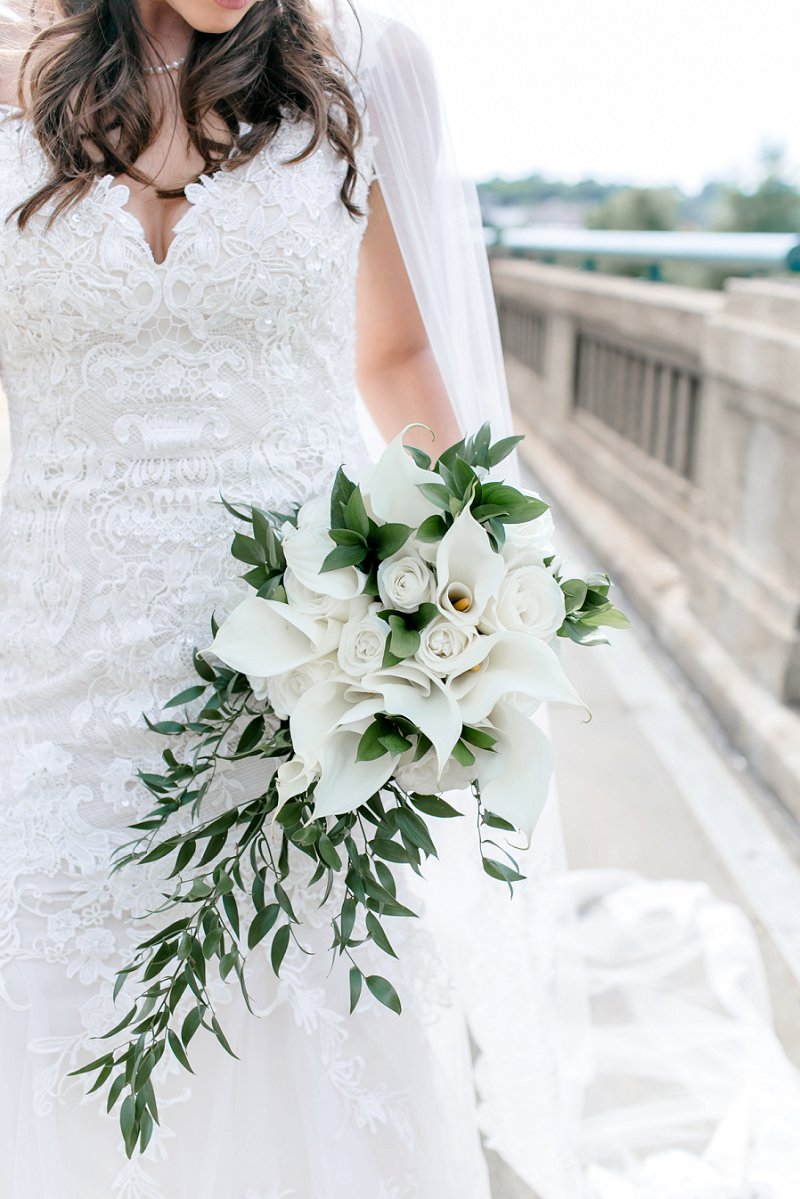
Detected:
left=327, top=3, right=800, bottom=1197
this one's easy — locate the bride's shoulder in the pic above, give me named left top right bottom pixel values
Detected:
left=0, top=5, right=66, bottom=108
left=324, top=3, right=436, bottom=102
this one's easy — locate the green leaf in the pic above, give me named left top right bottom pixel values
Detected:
left=320, top=544, right=367, bottom=573
left=482, top=858, right=525, bottom=884
left=180, top=1005, right=205, bottom=1046
left=416, top=482, right=452, bottom=510
left=318, top=834, right=342, bottom=871
left=365, top=912, right=398, bottom=958
left=406, top=445, right=432, bottom=470
left=330, top=528, right=367, bottom=547
left=482, top=811, right=517, bottom=832
left=410, top=793, right=461, bottom=819
left=357, top=720, right=390, bottom=763
left=106, top=1073, right=126, bottom=1113
left=144, top=718, right=185, bottom=737
left=374, top=861, right=397, bottom=897
left=349, top=965, right=363, bottom=1013
left=345, top=487, right=370, bottom=539
left=562, top=621, right=609, bottom=646
left=365, top=974, right=402, bottom=1015
left=416, top=514, right=449, bottom=542
left=378, top=730, right=413, bottom=756
left=451, top=739, right=477, bottom=768
left=371, top=837, right=410, bottom=864
left=487, top=433, right=524, bottom=466
left=211, top=1014, right=239, bottom=1059
left=395, top=808, right=437, bottom=857
left=222, top=891, right=240, bottom=941
left=340, top=896, right=357, bottom=947
left=561, top=578, right=588, bottom=614
left=192, top=648, right=216, bottom=682
left=270, top=925, right=291, bottom=976
left=247, top=903, right=281, bottom=949
left=236, top=715, right=265, bottom=755
left=460, top=725, right=498, bottom=750
left=577, top=605, right=631, bottom=630
left=231, top=532, right=266, bottom=566
left=120, top=1093, right=136, bottom=1152
left=370, top=522, right=413, bottom=560
left=388, top=615, right=420, bottom=660
left=167, top=1029, right=194, bottom=1073
left=164, top=684, right=207, bottom=709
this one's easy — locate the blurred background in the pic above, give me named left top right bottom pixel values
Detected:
left=417, top=4, right=800, bottom=1192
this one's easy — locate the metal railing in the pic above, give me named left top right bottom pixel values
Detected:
left=488, top=227, right=800, bottom=278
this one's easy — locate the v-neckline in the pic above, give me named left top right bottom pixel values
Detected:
left=0, top=103, right=254, bottom=272
left=98, top=174, right=201, bottom=270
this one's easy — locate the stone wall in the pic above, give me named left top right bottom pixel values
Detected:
left=492, top=259, right=800, bottom=817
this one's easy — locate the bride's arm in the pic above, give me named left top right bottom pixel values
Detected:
left=355, top=178, right=462, bottom=454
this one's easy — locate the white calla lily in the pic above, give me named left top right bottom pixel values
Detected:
left=276, top=757, right=318, bottom=809
left=448, top=630, right=587, bottom=725
left=435, top=505, right=506, bottom=625
left=290, top=680, right=381, bottom=763
left=477, top=701, right=555, bottom=844
left=312, top=727, right=399, bottom=819
left=361, top=660, right=462, bottom=773
left=361, top=424, right=441, bottom=527
left=204, top=594, right=338, bottom=679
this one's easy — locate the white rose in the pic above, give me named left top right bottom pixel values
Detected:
left=480, top=566, right=566, bottom=641
left=416, top=618, right=479, bottom=677
left=276, top=756, right=318, bottom=809
left=337, top=606, right=388, bottom=679
left=394, top=747, right=478, bottom=795
left=502, top=496, right=556, bottom=569
left=284, top=568, right=353, bottom=620
left=377, top=553, right=434, bottom=613
left=282, top=494, right=365, bottom=600
left=268, top=654, right=339, bottom=719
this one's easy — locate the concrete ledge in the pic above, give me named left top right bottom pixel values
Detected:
left=511, top=401, right=800, bottom=822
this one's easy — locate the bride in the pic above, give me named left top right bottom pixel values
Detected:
left=0, top=1, right=558, bottom=1196
left=4, top=2, right=800, bottom=1199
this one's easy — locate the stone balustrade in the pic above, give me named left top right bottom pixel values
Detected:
left=492, top=259, right=800, bottom=816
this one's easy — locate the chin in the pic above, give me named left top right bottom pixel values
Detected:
left=175, top=0, right=261, bottom=35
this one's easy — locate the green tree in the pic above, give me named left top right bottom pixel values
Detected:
left=585, top=186, right=680, bottom=231
left=713, top=146, right=800, bottom=233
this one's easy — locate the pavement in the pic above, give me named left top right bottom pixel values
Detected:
left=484, top=475, right=800, bottom=1199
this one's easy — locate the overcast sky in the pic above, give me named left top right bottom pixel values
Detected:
left=406, top=0, right=800, bottom=192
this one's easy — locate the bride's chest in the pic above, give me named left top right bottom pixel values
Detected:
left=0, top=113, right=374, bottom=346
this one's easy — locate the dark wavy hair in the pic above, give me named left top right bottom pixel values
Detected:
left=8, top=0, right=365, bottom=230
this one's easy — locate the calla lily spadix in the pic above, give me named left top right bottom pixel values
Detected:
left=435, top=504, right=507, bottom=625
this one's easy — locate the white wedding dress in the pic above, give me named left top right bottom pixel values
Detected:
left=0, top=17, right=515, bottom=1195
left=4, top=6, right=800, bottom=1199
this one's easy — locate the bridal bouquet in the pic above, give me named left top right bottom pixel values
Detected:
left=71, top=423, right=628, bottom=1156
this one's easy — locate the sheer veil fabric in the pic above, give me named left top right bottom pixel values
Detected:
left=0, top=1, right=799, bottom=1196
left=331, top=2, right=800, bottom=1197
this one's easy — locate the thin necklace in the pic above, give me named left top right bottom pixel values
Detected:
left=142, top=56, right=187, bottom=76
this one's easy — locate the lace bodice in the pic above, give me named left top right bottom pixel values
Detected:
left=0, top=42, right=490, bottom=1197
left=0, top=90, right=377, bottom=819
